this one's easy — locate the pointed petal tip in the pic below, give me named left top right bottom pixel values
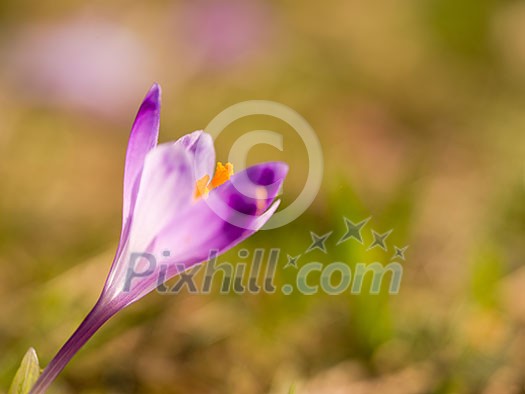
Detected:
left=142, top=83, right=161, bottom=110
left=149, top=82, right=161, bottom=95
left=122, top=83, right=162, bottom=221
left=271, top=161, right=289, bottom=180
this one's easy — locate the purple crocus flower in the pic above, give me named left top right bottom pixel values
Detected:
left=29, top=84, right=287, bottom=394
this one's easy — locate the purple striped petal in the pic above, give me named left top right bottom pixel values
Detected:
left=104, top=143, right=194, bottom=298
left=129, top=144, right=194, bottom=249
left=120, top=162, right=288, bottom=300
left=122, top=83, right=161, bottom=227
left=173, top=161, right=287, bottom=256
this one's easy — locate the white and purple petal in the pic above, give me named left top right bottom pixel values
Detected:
left=105, top=143, right=194, bottom=298
left=122, top=83, right=161, bottom=225
left=121, top=162, right=288, bottom=300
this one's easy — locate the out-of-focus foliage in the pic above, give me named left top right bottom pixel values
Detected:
left=1, top=0, right=525, bottom=393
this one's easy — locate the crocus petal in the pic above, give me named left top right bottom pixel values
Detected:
left=104, top=143, right=195, bottom=297
left=174, top=130, right=215, bottom=181
left=128, top=143, right=195, bottom=254
left=122, top=162, right=288, bottom=300
left=127, top=201, right=280, bottom=303
left=122, top=83, right=161, bottom=226
left=172, top=161, right=287, bottom=255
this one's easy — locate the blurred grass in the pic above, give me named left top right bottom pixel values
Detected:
left=2, top=0, right=525, bottom=393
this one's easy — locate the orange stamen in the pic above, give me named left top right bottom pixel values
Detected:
left=194, top=162, right=234, bottom=199
left=194, top=174, right=210, bottom=199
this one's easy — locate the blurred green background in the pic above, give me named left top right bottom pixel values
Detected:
left=2, top=0, right=525, bottom=393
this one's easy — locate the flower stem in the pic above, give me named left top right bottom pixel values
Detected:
left=29, top=299, right=116, bottom=394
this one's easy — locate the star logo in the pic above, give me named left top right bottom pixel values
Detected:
left=337, top=216, right=371, bottom=245
left=305, top=231, right=332, bottom=254
left=367, top=229, right=393, bottom=251
left=284, top=254, right=300, bottom=269
left=392, top=245, right=408, bottom=261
